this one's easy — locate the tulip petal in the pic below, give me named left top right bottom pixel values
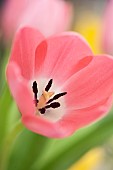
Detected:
left=35, top=40, right=47, bottom=77
left=21, top=96, right=112, bottom=138
left=6, top=62, right=35, bottom=116
left=62, top=96, right=113, bottom=132
left=35, top=32, right=93, bottom=85
left=63, top=55, right=113, bottom=109
left=22, top=115, right=63, bottom=138
left=10, top=27, right=44, bottom=79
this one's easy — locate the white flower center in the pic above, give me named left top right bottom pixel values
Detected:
left=31, top=78, right=67, bottom=122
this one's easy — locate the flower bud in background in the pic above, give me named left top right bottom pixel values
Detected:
left=1, top=0, right=73, bottom=41
left=101, top=0, right=113, bottom=55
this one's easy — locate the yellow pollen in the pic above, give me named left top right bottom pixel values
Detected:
left=37, top=90, right=54, bottom=109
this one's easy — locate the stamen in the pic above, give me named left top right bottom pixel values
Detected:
left=39, top=108, right=46, bottom=114
left=46, top=102, right=60, bottom=109
left=39, top=102, right=60, bottom=114
left=45, top=79, right=53, bottom=91
left=32, top=81, right=38, bottom=107
left=47, top=92, right=67, bottom=104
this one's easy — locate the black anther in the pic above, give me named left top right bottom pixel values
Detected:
left=47, top=92, right=67, bottom=104
left=32, top=81, right=38, bottom=107
left=45, top=79, right=53, bottom=91
left=46, top=102, right=60, bottom=109
left=39, top=108, right=46, bottom=114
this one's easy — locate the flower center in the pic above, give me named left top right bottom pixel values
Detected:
left=32, top=79, right=67, bottom=115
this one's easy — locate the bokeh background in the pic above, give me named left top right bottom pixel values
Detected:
left=0, top=0, right=113, bottom=170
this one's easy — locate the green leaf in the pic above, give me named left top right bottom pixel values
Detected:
left=0, top=47, right=10, bottom=94
left=0, top=84, right=13, bottom=150
left=7, top=102, right=20, bottom=132
left=33, top=109, right=113, bottom=170
left=7, top=129, right=49, bottom=170
left=0, top=120, right=24, bottom=170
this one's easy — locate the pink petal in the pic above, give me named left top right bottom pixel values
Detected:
left=62, top=55, right=113, bottom=109
left=63, top=96, right=113, bottom=130
left=22, top=115, right=66, bottom=138
left=10, top=27, right=44, bottom=80
left=35, top=32, right=93, bottom=85
left=22, top=96, right=113, bottom=138
left=35, top=40, right=47, bottom=77
left=6, top=62, right=35, bottom=116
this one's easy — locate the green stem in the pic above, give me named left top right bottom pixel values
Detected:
left=0, top=119, right=24, bottom=170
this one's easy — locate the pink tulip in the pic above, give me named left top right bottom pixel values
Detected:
left=2, top=0, right=73, bottom=40
left=102, top=0, right=113, bottom=54
left=6, top=27, right=113, bottom=138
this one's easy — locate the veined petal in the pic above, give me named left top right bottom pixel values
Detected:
left=35, top=32, right=93, bottom=85
left=59, top=96, right=113, bottom=136
left=63, top=55, right=113, bottom=109
left=22, top=115, right=67, bottom=138
left=22, top=96, right=113, bottom=138
left=6, top=62, right=35, bottom=116
left=10, top=27, right=44, bottom=80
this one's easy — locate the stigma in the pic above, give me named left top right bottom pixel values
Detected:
left=32, top=79, right=67, bottom=114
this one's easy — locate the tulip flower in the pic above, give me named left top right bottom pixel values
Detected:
left=2, top=0, right=73, bottom=40
left=102, top=0, right=113, bottom=54
left=6, top=27, right=113, bottom=138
